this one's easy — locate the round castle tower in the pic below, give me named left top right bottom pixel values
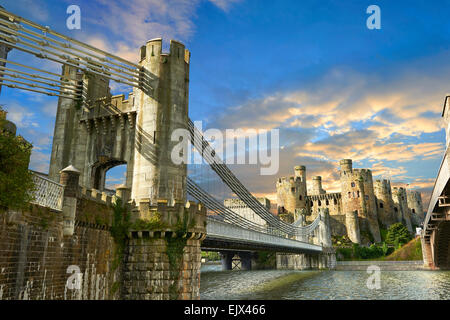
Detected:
left=407, top=190, right=424, bottom=227
left=392, top=187, right=413, bottom=232
left=373, top=179, right=396, bottom=228
left=310, top=176, right=326, bottom=195
left=339, top=159, right=381, bottom=243
left=276, top=166, right=308, bottom=222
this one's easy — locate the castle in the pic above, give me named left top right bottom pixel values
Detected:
left=225, top=159, right=425, bottom=244
left=276, top=159, right=424, bottom=244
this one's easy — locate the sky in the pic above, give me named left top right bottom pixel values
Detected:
left=1, top=0, right=450, bottom=209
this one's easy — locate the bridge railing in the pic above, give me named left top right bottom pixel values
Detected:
left=30, top=172, right=64, bottom=211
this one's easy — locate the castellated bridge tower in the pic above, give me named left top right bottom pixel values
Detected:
left=276, top=166, right=309, bottom=223
left=392, top=187, right=413, bottom=232
left=339, top=159, right=381, bottom=244
left=407, top=190, right=424, bottom=227
left=131, top=38, right=189, bottom=206
left=374, top=179, right=396, bottom=228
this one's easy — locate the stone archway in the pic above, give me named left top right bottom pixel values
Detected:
left=91, top=159, right=127, bottom=191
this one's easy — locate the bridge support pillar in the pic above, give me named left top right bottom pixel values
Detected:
left=239, top=252, right=252, bottom=271
left=122, top=201, right=207, bottom=300
left=220, top=252, right=233, bottom=271
left=421, top=234, right=435, bottom=269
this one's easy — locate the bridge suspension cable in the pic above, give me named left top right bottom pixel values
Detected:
left=0, top=7, right=155, bottom=99
left=187, top=177, right=320, bottom=238
left=187, top=119, right=319, bottom=237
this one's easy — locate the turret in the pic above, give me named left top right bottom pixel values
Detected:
left=339, top=159, right=381, bottom=243
left=131, top=39, right=190, bottom=206
left=311, top=176, right=326, bottom=195
left=276, top=166, right=308, bottom=222
left=407, top=190, right=424, bottom=227
left=374, top=179, right=396, bottom=227
left=392, top=187, right=413, bottom=232
left=339, top=159, right=353, bottom=174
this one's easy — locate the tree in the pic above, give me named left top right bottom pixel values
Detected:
left=0, top=107, right=34, bottom=210
left=386, top=223, right=411, bottom=246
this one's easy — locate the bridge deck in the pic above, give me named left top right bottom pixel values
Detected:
left=202, top=218, right=323, bottom=254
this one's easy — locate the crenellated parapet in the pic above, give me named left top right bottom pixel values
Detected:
left=276, top=166, right=309, bottom=222
left=339, top=159, right=381, bottom=243
left=129, top=199, right=206, bottom=238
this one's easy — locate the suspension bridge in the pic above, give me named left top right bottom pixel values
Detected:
left=0, top=6, right=333, bottom=278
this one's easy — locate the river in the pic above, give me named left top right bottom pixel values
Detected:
left=200, top=264, right=450, bottom=300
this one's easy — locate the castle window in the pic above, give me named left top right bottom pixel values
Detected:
left=412, top=209, right=416, bottom=214
left=348, top=192, right=351, bottom=198
left=318, top=200, right=322, bottom=207
left=291, top=187, right=295, bottom=193
left=326, top=199, right=329, bottom=206
left=357, top=191, right=360, bottom=198
left=351, top=182, right=356, bottom=187
left=299, top=195, right=302, bottom=201
left=334, top=198, right=337, bottom=205
left=310, top=201, right=313, bottom=206
left=379, top=202, right=384, bottom=208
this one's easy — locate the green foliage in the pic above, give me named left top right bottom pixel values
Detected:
left=336, top=243, right=393, bottom=261
left=110, top=198, right=131, bottom=271
left=256, top=251, right=276, bottom=269
left=131, top=218, right=168, bottom=231
left=0, top=107, right=34, bottom=210
left=386, top=223, right=411, bottom=246
left=332, top=235, right=353, bottom=246
left=201, top=251, right=220, bottom=261
left=379, top=228, right=388, bottom=242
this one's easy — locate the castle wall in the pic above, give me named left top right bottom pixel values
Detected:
left=0, top=200, right=119, bottom=300
left=307, top=193, right=342, bottom=221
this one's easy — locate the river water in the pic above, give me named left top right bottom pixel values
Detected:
left=200, top=264, right=450, bottom=300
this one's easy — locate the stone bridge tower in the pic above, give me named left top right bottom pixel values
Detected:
left=131, top=39, right=189, bottom=206
left=47, top=40, right=206, bottom=300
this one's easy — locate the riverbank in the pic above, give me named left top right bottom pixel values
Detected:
left=335, top=260, right=425, bottom=271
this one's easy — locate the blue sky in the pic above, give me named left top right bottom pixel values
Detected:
left=1, top=0, right=450, bottom=207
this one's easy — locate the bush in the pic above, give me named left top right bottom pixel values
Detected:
left=0, top=107, right=34, bottom=210
left=386, top=223, right=411, bottom=246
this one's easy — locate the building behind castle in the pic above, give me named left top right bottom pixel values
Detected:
left=225, top=159, right=424, bottom=245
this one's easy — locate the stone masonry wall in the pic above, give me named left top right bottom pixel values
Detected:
left=0, top=201, right=119, bottom=300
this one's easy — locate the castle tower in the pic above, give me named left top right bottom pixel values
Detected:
left=407, top=190, right=424, bottom=227
left=131, top=39, right=190, bottom=205
left=374, top=179, right=396, bottom=228
left=310, top=176, right=326, bottom=195
left=276, top=166, right=308, bottom=222
left=339, top=159, right=381, bottom=243
left=392, top=187, right=413, bottom=232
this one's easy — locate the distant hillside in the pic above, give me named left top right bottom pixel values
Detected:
left=384, top=237, right=423, bottom=261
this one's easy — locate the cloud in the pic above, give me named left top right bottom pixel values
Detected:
left=79, top=0, right=242, bottom=62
